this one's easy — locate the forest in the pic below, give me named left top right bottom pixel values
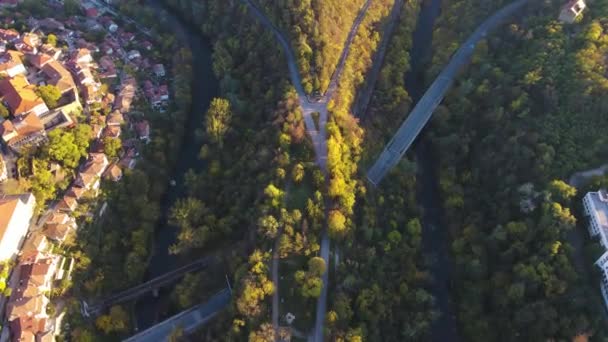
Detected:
left=255, top=0, right=367, bottom=93
left=426, top=0, right=608, bottom=340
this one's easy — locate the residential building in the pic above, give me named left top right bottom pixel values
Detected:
left=14, top=33, right=40, bottom=54
left=583, top=190, right=608, bottom=312
left=0, top=50, right=26, bottom=77
left=0, top=75, right=49, bottom=117
left=103, top=163, right=122, bottom=182
left=75, top=153, right=109, bottom=190
left=0, top=113, right=47, bottom=152
left=559, top=0, right=586, bottom=23
left=153, top=64, right=165, bottom=78
left=0, top=28, right=19, bottom=43
left=43, top=212, right=76, bottom=243
left=0, top=193, right=35, bottom=261
left=42, top=60, right=77, bottom=97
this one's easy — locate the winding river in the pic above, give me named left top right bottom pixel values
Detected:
left=133, top=0, right=218, bottom=330
left=406, top=0, right=461, bottom=340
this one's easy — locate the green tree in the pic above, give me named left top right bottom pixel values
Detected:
left=36, top=85, right=61, bottom=109
left=205, top=98, right=231, bottom=147
left=64, top=0, right=81, bottom=16
left=46, top=34, right=57, bottom=47
left=0, top=103, right=9, bottom=119
left=103, top=137, right=122, bottom=158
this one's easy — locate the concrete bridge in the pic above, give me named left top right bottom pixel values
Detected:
left=82, top=257, right=214, bottom=317
left=367, top=0, right=531, bottom=186
left=123, top=288, right=231, bottom=342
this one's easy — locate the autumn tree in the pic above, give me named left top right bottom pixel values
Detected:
left=205, top=97, right=232, bottom=147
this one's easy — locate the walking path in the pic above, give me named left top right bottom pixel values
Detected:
left=569, top=164, right=608, bottom=188
left=239, top=1, right=373, bottom=340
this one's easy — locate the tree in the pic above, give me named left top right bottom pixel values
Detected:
left=95, top=305, right=129, bottom=334
left=328, top=210, right=347, bottom=238
left=36, top=85, right=61, bottom=109
left=0, top=103, right=9, bottom=119
left=64, top=0, right=81, bottom=16
left=548, top=180, right=576, bottom=204
left=205, top=98, right=231, bottom=147
left=292, top=163, right=305, bottom=183
left=45, top=129, right=86, bottom=169
left=308, top=256, right=326, bottom=276
left=46, top=34, right=57, bottom=47
left=103, top=137, right=122, bottom=158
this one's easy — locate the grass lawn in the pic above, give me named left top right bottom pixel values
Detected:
left=278, top=257, right=315, bottom=332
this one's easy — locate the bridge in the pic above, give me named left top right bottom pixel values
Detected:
left=82, top=256, right=215, bottom=317
left=123, top=288, right=231, bottom=342
left=366, top=0, right=531, bottom=186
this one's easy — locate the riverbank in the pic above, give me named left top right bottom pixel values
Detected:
left=405, top=0, right=461, bottom=340
left=134, top=0, right=218, bottom=330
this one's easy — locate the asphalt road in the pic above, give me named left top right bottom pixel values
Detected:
left=367, top=0, right=531, bottom=186
left=123, top=289, right=231, bottom=342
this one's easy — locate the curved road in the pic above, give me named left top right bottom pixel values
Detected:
left=367, top=0, right=531, bottom=186
left=240, top=1, right=372, bottom=341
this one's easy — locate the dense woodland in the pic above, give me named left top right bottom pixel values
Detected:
left=256, top=0, right=366, bottom=93
left=426, top=0, right=608, bottom=340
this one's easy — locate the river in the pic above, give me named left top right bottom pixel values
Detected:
left=405, top=0, right=461, bottom=340
left=133, top=0, right=218, bottom=330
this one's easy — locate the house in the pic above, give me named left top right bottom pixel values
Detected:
left=0, top=28, right=19, bottom=43
left=40, top=44, right=62, bottom=60
left=56, top=186, right=86, bottom=212
left=127, top=50, right=141, bottom=60
left=28, top=53, right=52, bottom=69
left=21, top=232, right=48, bottom=253
left=43, top=211, right=76, bottom=243
left=153, top=64, right=165, bottom=78
left=9, top=315, right=51, bottom=342
left=118, top=148, right=138, bottom=169
left=106, top=110, right=124, bottom=126
left=42, top=60, right=77, bottom=96
left=74, top=48, right=93, bottom=65
left=559, top=0, right=586, bottom=24
left=7, top=252, right=58, bottom=342
left=14, top=33, right=41, bottom=54
left=0, top=113, right=47, bottom=152
left=102, top=125, right=121, bottom=139
left=103, top=163, right=122, bottom=182
left=0, top=50, right=26, bottom=77
left=75, top=153, right=109, bottom=190
left=134, top=120, right=150, bottom=142
left=82, top=2, right=99, bottom=17
left=114, top=78, right=137, bottom=113
left=0, top=193, right=35, bottom=261
left=0, top=75, right=49, bottom=117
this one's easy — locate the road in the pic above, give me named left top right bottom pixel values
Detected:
left=123, top=289, right=231, bottom=342
left=367, top=0, right=531, bottom=186
left=240, top=1, right=372, bottom=341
